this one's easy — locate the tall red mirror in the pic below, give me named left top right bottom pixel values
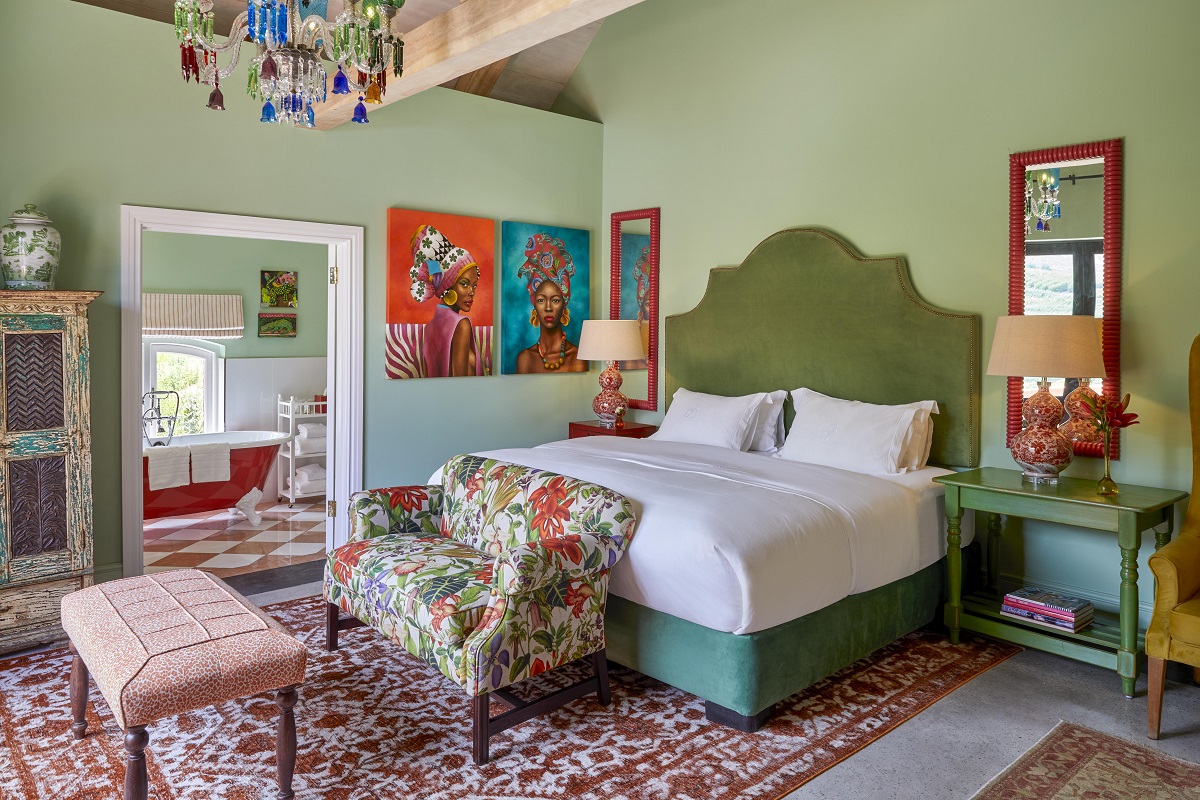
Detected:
left=609, top=208, right=660, bottom=411
left=1007, top=138, right=1123, bottom=459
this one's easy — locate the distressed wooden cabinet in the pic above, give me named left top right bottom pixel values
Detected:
left=0, top=291, right=99, bottom=655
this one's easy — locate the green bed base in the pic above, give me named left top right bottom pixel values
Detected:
left=605, top=560, right=944, bottom=724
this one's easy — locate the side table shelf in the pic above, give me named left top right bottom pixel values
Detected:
left=935, top=467, right=1187, bottom=698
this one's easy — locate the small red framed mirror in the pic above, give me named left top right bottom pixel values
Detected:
left=609, top=208, right=660, bottom=411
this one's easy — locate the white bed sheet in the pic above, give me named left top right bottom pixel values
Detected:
left=456, top=437, right=973, bottom=636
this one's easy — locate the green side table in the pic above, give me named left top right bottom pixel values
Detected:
left=934, top=467, right=1188, bottom=698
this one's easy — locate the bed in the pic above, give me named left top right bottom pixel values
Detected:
left=477, top=228, right=981, bottom=730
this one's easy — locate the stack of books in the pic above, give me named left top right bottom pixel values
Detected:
left=1001, top=587, right=1094, bottom=633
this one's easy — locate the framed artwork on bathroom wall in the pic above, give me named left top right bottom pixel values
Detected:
left=258, top=312, right=297, bottom=338
left=385, top=208, right=495, bottom=379
left=261, top=270, right=298, bottom=308
left=499, top=221, right=591, bottom=375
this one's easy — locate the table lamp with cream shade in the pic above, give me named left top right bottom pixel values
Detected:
left=987, top=315, right=1108, bottom=482
left=577, top=320, right=646, bottom=428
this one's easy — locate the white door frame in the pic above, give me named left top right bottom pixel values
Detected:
left=120, top=205, right=364, bottom=577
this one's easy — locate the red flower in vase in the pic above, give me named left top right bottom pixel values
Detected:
left=1080, top=393, right=1139, bottom=435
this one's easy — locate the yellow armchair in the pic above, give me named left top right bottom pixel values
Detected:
left=1146, top=333, right=1200, bottom=739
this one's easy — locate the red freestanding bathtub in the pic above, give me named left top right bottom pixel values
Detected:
left=143, top=431, right=291, bottom=521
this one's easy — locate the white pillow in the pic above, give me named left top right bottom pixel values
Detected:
left=897, top=401, right=939, bottom=472
left=746, top=390, right=788, bottom=452
left=652, top=388, right=766, bottom=450
left=777, top=388, right=920, bottom=475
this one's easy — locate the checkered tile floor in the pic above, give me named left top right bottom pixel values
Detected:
left=143, top=503, right=327, bottom=578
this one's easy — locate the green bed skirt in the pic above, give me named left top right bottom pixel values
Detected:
left=604, top=559, right=944, bottom=718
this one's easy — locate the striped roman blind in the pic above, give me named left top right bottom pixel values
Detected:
left=142, top=293, right=245, bottom=339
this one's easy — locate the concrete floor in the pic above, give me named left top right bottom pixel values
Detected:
left=255, top=582, right=1200, bottom=799
left=789, top=647, right=1200, bottom=799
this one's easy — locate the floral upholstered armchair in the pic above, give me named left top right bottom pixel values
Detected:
left=323, top=454, right=637, bottom=764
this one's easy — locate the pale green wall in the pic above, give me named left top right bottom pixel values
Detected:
left=0, top=0, right=602, bottom=579
left=142, top=233, right=328, bottom=358
left=559, top=0, right=1200, bottom=618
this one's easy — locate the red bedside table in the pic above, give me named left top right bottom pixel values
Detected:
left=568, top=420, right=658, bottom=439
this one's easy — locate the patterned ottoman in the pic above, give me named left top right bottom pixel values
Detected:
left=60, top=570, right=307, bottom=800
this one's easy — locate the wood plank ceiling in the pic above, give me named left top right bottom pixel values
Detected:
left=70, top=0, right=602, bottom=112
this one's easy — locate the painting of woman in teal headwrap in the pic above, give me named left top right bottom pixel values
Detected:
left=618, top=232, right=652, bottom=370
left=499, top=222, right=591, bottom=375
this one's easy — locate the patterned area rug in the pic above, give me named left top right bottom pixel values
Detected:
left=0, top=596, right=1018, bottom=800
left=972, top=721, right=1200, bottom=799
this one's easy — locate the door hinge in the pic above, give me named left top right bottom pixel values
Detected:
left=327, top=499, right=337, bottom=518
left=329, top=266, right=339, bottom=285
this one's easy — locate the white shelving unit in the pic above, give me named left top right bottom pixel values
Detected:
left=277, top=394, right=327, bottom=507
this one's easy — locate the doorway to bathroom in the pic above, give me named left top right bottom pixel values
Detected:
left=120, top=206, right=364, bottom=592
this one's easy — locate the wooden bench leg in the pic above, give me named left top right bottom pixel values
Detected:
left=275, top=686, right=298, bottom=799
left=69, top=644, right=88, bottom=740
left=472, top=694, right=490, bottom=766
left=123, top=726, right=149, bottom=800
left=593, top=650, right=611, bottom=706
left=1147, top=656, right=1165, bottom=740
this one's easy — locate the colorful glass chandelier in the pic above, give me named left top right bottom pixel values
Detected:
left=173, top=0, right=406, bottom=127
left=1024, top=169, right=1062, bottom=234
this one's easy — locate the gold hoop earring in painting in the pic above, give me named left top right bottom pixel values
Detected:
left=561, top=307, right=570, bottom=326
left=442, top=289, right=458, bottom=307
left=530, top=309, right=538, bottom=326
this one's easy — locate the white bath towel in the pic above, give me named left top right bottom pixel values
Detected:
left=295, top=436, right=326, bottom=455
left=297, top=422, right=327, bottom=439
left=287, top=477, right=327, bottom=495
left=191, top=441, right=231, bottom=483
left=295, top=463, right=326, bottom=482
left=147, top=445, right=190, bottom=490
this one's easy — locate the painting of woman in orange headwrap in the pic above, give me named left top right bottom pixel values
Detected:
left=499, top=222, right=591, bottom=375
left=385, top=209, right=494, bottom=379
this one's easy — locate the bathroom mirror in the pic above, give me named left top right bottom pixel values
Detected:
left=1007, top=138, right=1123, bottom=459
left=609, top=208, right=660, bottom=410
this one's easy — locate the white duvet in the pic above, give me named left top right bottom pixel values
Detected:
left=458, top=437, right=972, bottom=635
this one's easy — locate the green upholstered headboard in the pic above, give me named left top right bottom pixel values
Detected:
left=665, top=228, right=981, bottom=468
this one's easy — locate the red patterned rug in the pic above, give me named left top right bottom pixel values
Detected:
left=972, top=721, right=1200, bottom=799
left=0, top=596, right=1018, bottom=799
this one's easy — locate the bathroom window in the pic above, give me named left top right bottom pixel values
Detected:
left=142, top=339, right=225, bottom=435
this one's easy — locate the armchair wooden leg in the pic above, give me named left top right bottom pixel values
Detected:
left=1147, top=656, right=1165, bottom=740
left=592, top=650, right=611, bottom=706
left=1194, top=665, right=1200, bottom=686
left=472, top=694, right=490, bottom=766
left=325, top=602, right=339, bottom=652
left=69, top=644, right=89, bottom=740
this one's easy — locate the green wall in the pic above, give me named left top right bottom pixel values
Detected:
left=0, top=0, right=602, bottom=580
left=142, top=233, right=328, bottom=358
left=558, top=0, right=1200, bottom=618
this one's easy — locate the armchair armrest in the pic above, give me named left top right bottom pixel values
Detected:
left=1149, top=531, right=1200, bottom=610
left=348, top=484, right=444, bottom=541
left=493, top=531, right=628, bottom=596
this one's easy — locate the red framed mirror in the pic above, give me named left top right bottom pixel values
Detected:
left=609, top=208, right=660, bottom=411
left=1007, top=138, right=1123, bottom=459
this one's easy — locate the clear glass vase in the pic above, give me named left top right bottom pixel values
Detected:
left=1097, top=430, right=1119, bottom=496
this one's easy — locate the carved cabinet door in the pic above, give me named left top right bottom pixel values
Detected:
left=0, top=312, right=84, bottom=587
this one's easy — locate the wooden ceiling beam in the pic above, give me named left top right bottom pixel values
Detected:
left=315, top=0, right=644, bottom=129
left=453, top=57, right=511, bottom=97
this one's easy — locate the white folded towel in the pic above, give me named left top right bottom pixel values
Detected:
left=191, top=441, right=231, bottom=483
left=295, top=436, right=326, bottom=455
left=287, top=477, right=327, bottom=495
left=297, top=422, right=327, bottom=439
left=147, top=445, right=190, bottom=491
left=295, top=463, right=326, bottom=482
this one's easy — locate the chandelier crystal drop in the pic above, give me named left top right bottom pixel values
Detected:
left=172, top=0, right=406, bottom=128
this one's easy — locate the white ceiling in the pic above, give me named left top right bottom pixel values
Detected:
left=70, top=0, right=599, bottom=111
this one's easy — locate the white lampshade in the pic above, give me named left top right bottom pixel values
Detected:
left=986, top=315, right=1107, bottom=379
left=576, top=319, right=646, bottom=361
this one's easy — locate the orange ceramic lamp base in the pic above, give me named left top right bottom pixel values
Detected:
left=591, top=361, right=628, bottom=429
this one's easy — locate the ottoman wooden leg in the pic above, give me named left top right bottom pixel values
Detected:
left=275, top=685, right=298, bottom=799
left=68, top=644, right=89, bottom=740
left=123, top=726, right=149, bottom=800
